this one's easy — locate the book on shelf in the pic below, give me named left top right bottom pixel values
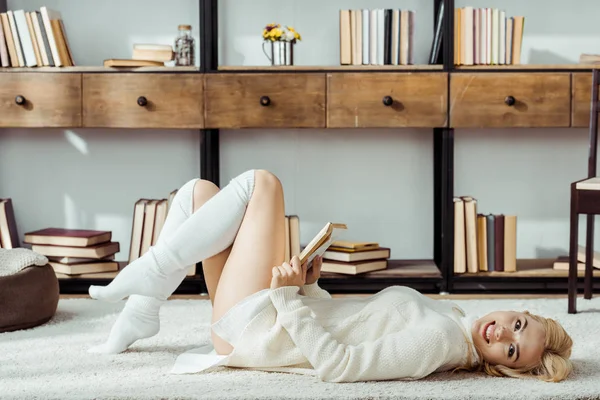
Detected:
left=580, top=54, right=600, bottom=65
left=339, top=9, right=414, bottom=66
left=553, top=246, right=600, bottom=271
left=0, top=6, right=74, bottom=68
left=0, top=198, right=20, bottom=249
left=453, top=195, right=517, bottom=274
left=454, top=6, right=524, bottom=66
left=22, top=227, right=120, bottom=276
left=322, top=240, right=389, bottom=275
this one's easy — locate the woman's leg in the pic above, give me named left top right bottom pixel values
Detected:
left=211, top=170, right=286, bottom=355
left=89, top=169, right=256, bottom=302
left=89, top=178, right=231, bottom=353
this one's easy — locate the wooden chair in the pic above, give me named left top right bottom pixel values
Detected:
left=568, top=69, right=600, bottom=314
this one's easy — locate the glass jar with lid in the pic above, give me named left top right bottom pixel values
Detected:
left=174, top=24, right=195, bottom=66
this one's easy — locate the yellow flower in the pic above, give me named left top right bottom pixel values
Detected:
left=286, top=26, right=302, bottom=41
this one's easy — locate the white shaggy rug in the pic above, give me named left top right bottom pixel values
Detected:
left=2, top=295, right=600, bottom=400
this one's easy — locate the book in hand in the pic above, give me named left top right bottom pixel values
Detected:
left=23, top=228, right=111, bottom=247
left=298, top=222, right=347, bottom=267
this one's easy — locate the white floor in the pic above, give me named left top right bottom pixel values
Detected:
left=2, top=295, right=600, bottom=400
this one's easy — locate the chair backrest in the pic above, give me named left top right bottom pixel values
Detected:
left=588, top=69, right=600, bottom=178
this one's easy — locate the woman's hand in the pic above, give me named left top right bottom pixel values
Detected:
left=305, top=255, right=323, bottom=285
left=270, top=256, right=306, bottom=290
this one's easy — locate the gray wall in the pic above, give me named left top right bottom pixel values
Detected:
left=2, top=0, right=599, bottom=262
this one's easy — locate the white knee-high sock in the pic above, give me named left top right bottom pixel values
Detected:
left=89, top=170, right=255, bottom=302
left=88, top=179, right=199, bottom=353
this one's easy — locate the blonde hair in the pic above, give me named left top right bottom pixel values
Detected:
left=456, top=311, right=573, bottom=382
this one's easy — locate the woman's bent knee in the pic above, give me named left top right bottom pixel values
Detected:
left=192, top=180, right=220, bottom=210
left=254, top=169, right=282, bottom=192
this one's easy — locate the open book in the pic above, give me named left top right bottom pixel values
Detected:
left=298, top=222, right=347, bottom=267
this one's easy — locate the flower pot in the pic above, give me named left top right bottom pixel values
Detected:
left=262, top=41, right=294, bottom=66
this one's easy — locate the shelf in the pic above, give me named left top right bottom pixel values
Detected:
left=454, top=64, right=597, bottom=71
left=217, top=65, right=443, bottom=72
left=0, top=66, right=199, bottom=73
left=454, top=258, right=600, bottom=279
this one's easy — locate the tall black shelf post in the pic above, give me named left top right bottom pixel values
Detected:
left=433, top=0, right=455, bottom=293
left=200, top=0, right=220, bottom=186
left=0, top=1, right=6, bottom=13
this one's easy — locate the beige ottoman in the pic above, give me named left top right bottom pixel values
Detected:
left=0, top=249, right=59, bottom=333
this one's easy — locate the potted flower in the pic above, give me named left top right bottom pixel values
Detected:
left=262, top=24, right=301, bottom=66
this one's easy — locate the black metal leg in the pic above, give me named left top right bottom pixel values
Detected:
left=568, top=186, right=579, bottom=314
left=434, top=128, right=454, bottom=293
left=585, top=214, right=594, bottom=299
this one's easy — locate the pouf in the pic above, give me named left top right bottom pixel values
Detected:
left=0, top=249, right=59, bottom=333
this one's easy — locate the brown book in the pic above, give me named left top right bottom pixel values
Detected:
left=48, top=254, right=115, bottom=264
left=476, top=214, right=488, bottom=272
left=151, top=199, right=169, bottom=246
left=0, top=199, right=20, bottom=249
left=329, top=240, right=379, bottom=252
left=553, top=256, right=585, bottom=271
left=31, top=241, right=120, bottom=259
left=104, top=59, right=164, bottom=67
left=50, top=260, right=119, bottom=275
left=323, top=247, right=390, bottom=263
left=140, top=199, right=159, bottom=256
left=503, top=215, right=517, bottom=272
left=321, top=259, right=387, bottom=275
left=494, top=214, right=505, bottom=272
left=129, top=199, right=148, bottom=263
left=23, top=228, right=111, bottom=247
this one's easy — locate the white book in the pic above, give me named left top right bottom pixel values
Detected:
left=506, top=17, right=513, bottom=64
left=499, top=10, right=506, bottom=64
left=6, top=11, right=24, bottom=67
left=12, top=10, right=37, bottom=67
left=369, top=9, right=377, bottom=64
left=463, top=6, right=473, bottom=65
left=391, top=9, right=400, bottom=65
left=30, top=11, right=49, bottom=66
left=474, top=8, right=480, bottom=64
left=486, top=8, right=492, bottom=64
left=377, top=9, right=384, bottom=65
left=40, top=6, right=62, bottom=67
left=362, top=9, right=369, bottom=64
left=479, top=8, right=486, bottom=64
left=491, top=8, right=498, bottom=64
left=400, top=10, right=409, bottom=65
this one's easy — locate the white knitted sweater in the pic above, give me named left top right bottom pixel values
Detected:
left=172, top=284, right=480, bottom=382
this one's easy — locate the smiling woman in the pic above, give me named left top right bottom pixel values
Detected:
left=462, top=310, right=573, bottom=382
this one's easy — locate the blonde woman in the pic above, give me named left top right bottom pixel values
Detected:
left=88, top=169, right=574, bottom=383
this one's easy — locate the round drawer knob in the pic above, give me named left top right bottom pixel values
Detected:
left=504, top=95, right=516, bottom=106
left=15, top=95, right=26, bottom=105
left=382, top=96, right=393, bottom=106
left=260, top=96, right=271, bottom=106
left=137, top=96, right=148, bottom=107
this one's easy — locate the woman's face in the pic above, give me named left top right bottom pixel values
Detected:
left=471, top=311, right=546, bottom=369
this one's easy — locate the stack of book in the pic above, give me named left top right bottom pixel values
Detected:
left=23, top=228, right=119, bottom=275
left=321, top=240, right=390, bottom=275
left=453, top=195, right=517, bottom=274
left=0, top=198, right=19, bottom=249
left=104, top=43, right=174, bottom=68
left=339, top=9, right=415, bottom=66
left=0, top=7, right=73, bottom=68
left=454, top=7, right=525, bottom=66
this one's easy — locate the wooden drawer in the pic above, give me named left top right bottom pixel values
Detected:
left=204, top=73, right=326, bottom=128
left=327, top=72, right=448, bottom=128
left=0, top=73, right=81, bottom=127
left=572, top=73, right=594, bottom=128
left=82, top=74, right=204, bottom=128
left=450, top=73, right=571, bottom=128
